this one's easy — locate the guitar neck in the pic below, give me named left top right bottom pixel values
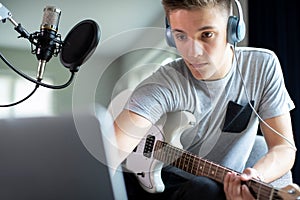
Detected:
left=153, top=140, right=282, bottom=200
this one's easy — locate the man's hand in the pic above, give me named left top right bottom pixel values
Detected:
left=224, top=168, right=261, bottom=200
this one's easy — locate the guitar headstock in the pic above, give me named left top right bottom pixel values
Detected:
left=278, top=184, right=300, bottom=200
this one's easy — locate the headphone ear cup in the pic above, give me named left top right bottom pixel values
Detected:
left=227, top=0, right=246, bottom=45
left=165, top=18, right=176, bottom=48
left=165, top=27, right=176, bottom=48
left=227, top=16, right=239, bottom=44
left=227, top=16, right=246, bottom=44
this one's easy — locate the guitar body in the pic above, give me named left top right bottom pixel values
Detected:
left=123, top=111, right=196, bottom=193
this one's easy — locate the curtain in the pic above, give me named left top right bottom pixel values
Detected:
left=248, top=0, right=300, bottom=184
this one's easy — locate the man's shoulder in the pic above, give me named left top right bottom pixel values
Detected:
left=236, top=46, right=277, bottom=59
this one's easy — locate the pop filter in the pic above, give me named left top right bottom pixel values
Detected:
left=60, top=19, right=101, bottom=72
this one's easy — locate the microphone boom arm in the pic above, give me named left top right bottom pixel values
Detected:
left=0, top=3, right=11, bottom=23
left=1, top=3, right=31, bottom=40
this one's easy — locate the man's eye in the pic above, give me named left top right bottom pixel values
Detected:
left=202, top=32, right=214, bottom=38
left=175, top=33, right=188, bottom=41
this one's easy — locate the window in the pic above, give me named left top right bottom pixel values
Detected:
left=0, top=75, right=54, bottom=118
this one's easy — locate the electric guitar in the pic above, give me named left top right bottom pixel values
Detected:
left=123, top=111, right=300, bottom=200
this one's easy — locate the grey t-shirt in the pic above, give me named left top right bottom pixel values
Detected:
left=125, top=47, right=294, bottom=172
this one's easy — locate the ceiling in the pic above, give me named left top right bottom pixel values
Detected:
left=0, top=0, right=165, bottom=57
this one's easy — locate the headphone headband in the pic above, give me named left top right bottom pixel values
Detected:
left=234, top=0, right=244, bottom=23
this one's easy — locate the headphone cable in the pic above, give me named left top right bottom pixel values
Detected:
left=233, top=45, right=297, bottom=151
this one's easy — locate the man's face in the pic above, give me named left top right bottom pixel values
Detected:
left=169, top=6, right=233, bottom=80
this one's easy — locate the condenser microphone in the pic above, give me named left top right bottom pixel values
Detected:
left=35, top=6, right=61, bottom=80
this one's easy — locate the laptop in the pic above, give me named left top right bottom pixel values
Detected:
left=0, top=106, right=127, bottom=200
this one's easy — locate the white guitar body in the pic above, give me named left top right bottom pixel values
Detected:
left=123, top=111, right=196, bottom=193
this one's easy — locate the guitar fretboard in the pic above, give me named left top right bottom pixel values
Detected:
left=153, top=140, right=282, bottom=200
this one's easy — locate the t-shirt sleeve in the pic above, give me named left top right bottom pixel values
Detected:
left=124, top=83, right=173, bottom=124
left=258, top=52, right=295, bottom=119
left=124, top=61, right=196, bottom=124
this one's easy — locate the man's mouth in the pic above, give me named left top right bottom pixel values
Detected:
left=189, top=62, right=209, bottom=69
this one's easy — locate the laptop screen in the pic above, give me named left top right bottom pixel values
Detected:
left=0, top=107, right=127, bottom=200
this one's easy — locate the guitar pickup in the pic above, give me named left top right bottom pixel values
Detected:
left=143, top=135, right=155, bottom=158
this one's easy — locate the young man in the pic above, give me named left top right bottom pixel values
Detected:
left=113, top=0, right=296, bottom=199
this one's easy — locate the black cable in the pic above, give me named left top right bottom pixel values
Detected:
left=0, top=84, right=39, bottom=107
left=0, top=51, right=75, bottom=89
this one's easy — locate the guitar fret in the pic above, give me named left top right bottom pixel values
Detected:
left=202, top=160, right=206, bottom=176
left=195, top=158, right=201, bottom=176
left=221, top=168, right=225, bottom=182
left=168, top=145, right=173, bottom=163
left=211, top=165, right=219, bottom=178
left=160, top=142, right=166, bottom=161
left=172, top=145, right=184, bottom=169
left=210, top=164, right=217, bottom=179
left=153, top=141, right=160, bottom=159
left=192, top=156, right=197, bottom=173
left=210, top=164, right=224, bottom=182
left=191, top=156, right=195, bottom=174
left=184, top=155, right=189, bottom=171
left=196, top=158, right=202, bottom=176
left=257, top=181, right=262, bottom=199
left=165, top=144, right=171, bottom=164
left=170, top=146, right=175, bottom=165
left=197, top=159, right=204, bottom=176
left=261, top=183, right=277, bottom=199
left=207, top=162, right=212, bottom=177
left=175, top=150, right=181, bottom=168
left=203, top=160, right=212, bottom=176
left=245, top=179, right=278, bottom=200
left=180, top=154, right=185, bottom=170
left=259, top=182, right=274, bottom=199
left=187, top=153, right=193, bottom=173
left=190, top=155, right=196, bottom=174
left=171, top=146, right=177, bottom=163
left=268, top=188, right=274, bottom=200
left=183, top=153, right=189, bottom=172
left=178, top=153, right=183, bottom=169
left=157, top=142, right=164, bottom=161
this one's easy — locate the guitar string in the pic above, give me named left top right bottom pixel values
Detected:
left=154, top=141, right=282, bottom=199
left=182, top=148, right=282, bottom=199
left=180, top=148, right=281, bottom=199
left=156, top=141, right=285, bottom=200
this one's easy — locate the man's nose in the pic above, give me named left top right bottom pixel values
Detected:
left=187, top=40, right=204, bottom=58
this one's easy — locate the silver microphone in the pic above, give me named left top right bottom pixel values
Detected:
left=36, top=6, right=61, bottom=80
